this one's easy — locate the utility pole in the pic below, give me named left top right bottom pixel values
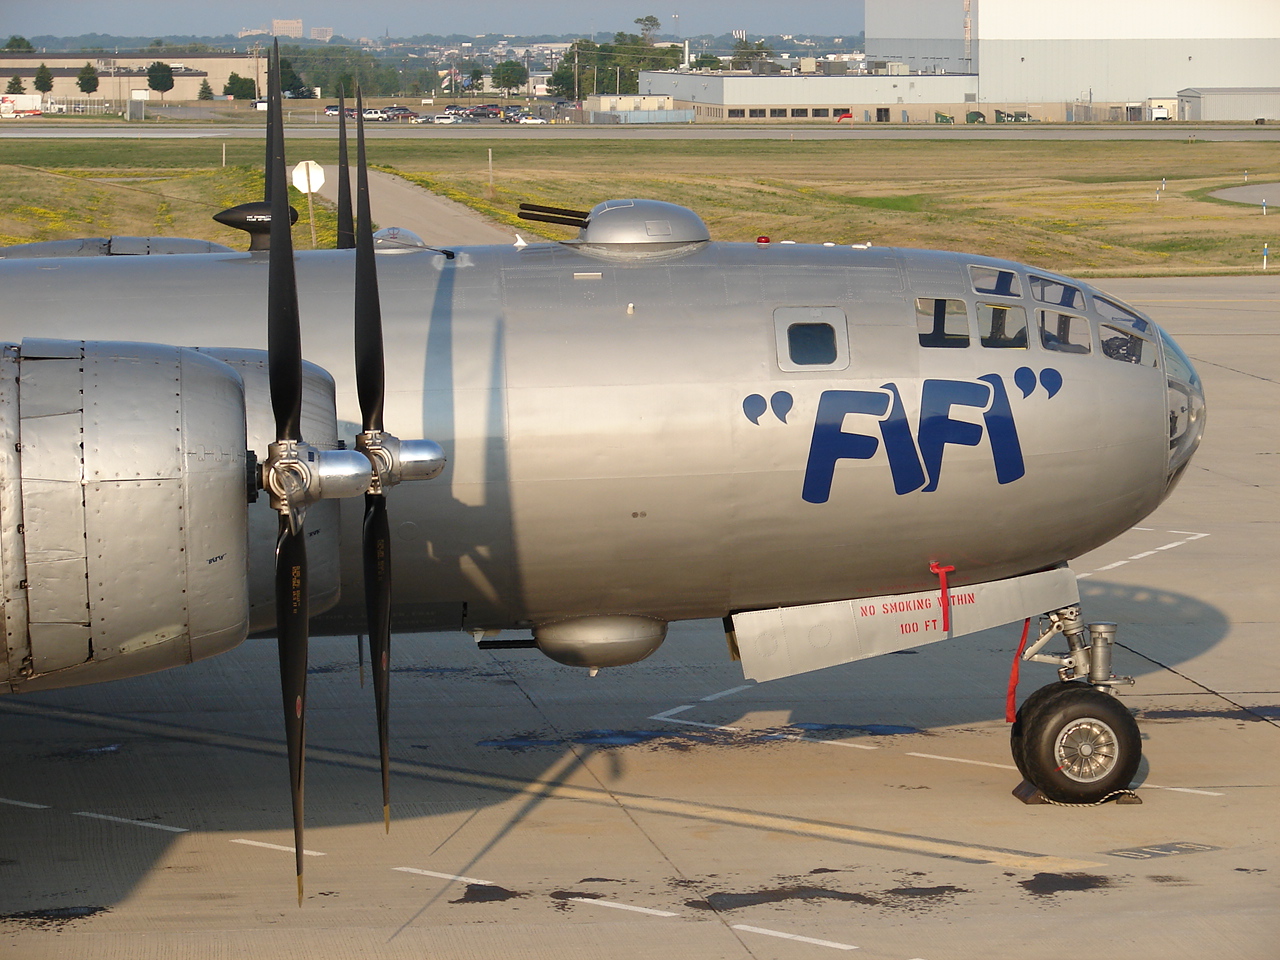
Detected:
left=574, top=47, right=579, bottom=101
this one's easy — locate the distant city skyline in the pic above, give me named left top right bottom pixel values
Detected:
left=4, top=1, right=865, bottom=41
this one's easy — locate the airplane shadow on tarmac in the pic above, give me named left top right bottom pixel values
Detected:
left=0, top=578, right=1231, bottom=918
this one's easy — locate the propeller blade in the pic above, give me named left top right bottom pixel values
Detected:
left=357, top=633, right=366, bottom=688
left=363, top=493, right=392, bottom=831
left=354, top=86, right=394, bottom=829
left=265, top=39, right=310, bottom=904
left=354, top=87, right=385, bottom=434
left=336, top=87, right=354, bottom=250
left=275, top=520, right=309, bottom=903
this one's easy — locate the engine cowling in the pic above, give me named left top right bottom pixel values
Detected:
left=0, top=340, right=251, bottom=692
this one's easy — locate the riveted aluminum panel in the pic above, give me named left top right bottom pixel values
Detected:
left=19, top=339, right=82, bottom=360
left=18, top=412, right=82, bottom=482
left=0, top=344, right=26, bottom=685
left=24, top=557, right=88, bottom=623
left=84, top=345, right=182, bottom=481
left=16, top=358, right=82, bottom=419
left=28, top=622, right=90, bottom=674
left=18, top=480, right=84, bottom=563
left=176, top=348, right=250, bottom=659
left=85, top=479, right=186, bottom=659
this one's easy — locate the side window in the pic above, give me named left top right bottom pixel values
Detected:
left=977, top=303, right=1028, bottom=348
left=1093, top=296, right=1151, bottom=334
left=1039, top=310, right=1092, bottom=354
left=915, top=298, right=970, bottom=348
left=1100, top=324, right=1158, bottom=366
left=969, top=265, right=1021, bottom=297
left=773, top=306, right=849, bottom=371
left=1029, top=275, right=1083, bottom=309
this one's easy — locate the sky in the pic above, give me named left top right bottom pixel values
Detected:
left=2, top=1, right=864, bottom=40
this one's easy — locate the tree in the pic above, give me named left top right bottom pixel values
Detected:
left=222, top=72, right=256, bottom=99
left=197, top=78, right=213, bottom=100
left=730, top=38, right=773, bottom=69
left=634, top=16, right=660, bottom=41
left=6, top=75, right=25, bottom=95
left=468, top=67, right=484, bottom=96
left=33, top=63, right=53, bottom=95
left=280, top=58, right=311, bottom=98
left=4, top=36, right=34, bottom=51
left=147, top=61, right=174, bottom=99
left=692, top=53, right=722, bottom=70
left=76, top=62, right=100, bottom=95
left=490, top=60, right=528, bottom=97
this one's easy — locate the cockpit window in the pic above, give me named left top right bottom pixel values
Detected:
left=1093, top=296, right=1151, bottom=334
left=915, top=298, right=970, bottom=348
left=969, top=265, right=1021, bottom=297
left=1038, top=310, right=1091, bottom=354
left=1029, top=275, right=1083, bottom=309
left=977, top=303, right=1028, bottom=348
left=1100, top=324, right=1157, bottom=366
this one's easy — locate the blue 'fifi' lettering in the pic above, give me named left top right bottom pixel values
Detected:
left=801, top=376, right=1026, bottom=502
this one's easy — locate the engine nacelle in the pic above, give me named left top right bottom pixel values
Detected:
left=0, top=340, right=250, bottom=692
left=194, top=349, right=346, bottom=634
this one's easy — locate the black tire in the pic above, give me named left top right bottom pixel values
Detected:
left=1020, top=684, right=1141, bottom=803
left=1010, top=681, right=1076, bottom=780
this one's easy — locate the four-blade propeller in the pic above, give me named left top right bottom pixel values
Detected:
left=260, top=44, right=445, bottom=904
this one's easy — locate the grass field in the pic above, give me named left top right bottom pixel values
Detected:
left=3, top=136, right=1277, bottom=276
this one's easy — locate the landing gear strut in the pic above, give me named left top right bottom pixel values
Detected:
left=1010, top=607, right=1141, bottom=804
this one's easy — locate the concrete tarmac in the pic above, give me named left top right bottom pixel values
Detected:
left=0, top=199, right=1275, bottom=958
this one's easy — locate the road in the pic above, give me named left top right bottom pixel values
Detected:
left=5, top=120, right=1280, bottom=141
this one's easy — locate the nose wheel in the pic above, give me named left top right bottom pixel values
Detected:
left=1011, top=682, right=1141, bottom=803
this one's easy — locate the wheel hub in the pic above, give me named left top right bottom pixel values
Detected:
left=1054, top=718, right=1119, bottom=782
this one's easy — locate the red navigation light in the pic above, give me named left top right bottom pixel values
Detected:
left=756, top=236, right=770, bottom=244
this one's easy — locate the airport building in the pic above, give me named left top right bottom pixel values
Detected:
left=0, top=52, right=265, bottom=103
left=641, top=0, right=1280, bottom=122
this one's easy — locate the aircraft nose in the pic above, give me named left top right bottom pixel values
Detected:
left=1157, top=323, right=1205, bottom=491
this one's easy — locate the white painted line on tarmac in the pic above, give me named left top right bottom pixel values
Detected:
left=566, top=897, right=680, bottom=917
left=394, top=866, right=493, bottom=885
left=649, top=704, right=694, bottom=720
left=230, top=838, right=325, bottom=856
left=1096, top=560, right=1130, bottom=571
left=906, top=752, right=1018, bottom=771
left=1139, top=784, right=1225, bottom=797
left=0, top=797, right=50, bottom=809
left=74, top=811, right=188, bottom=833
left=1128, top=551, right=1157, bottom=560
left=701, top=684, right=754, bottom=701
left=1156, top=541, right=1185, bottom=551
left=777, top=733, right=878, bottom=751
left=1169, top=531, right=1209, bottom=539
left=656, top=716, right=742, bottom=731
left=732, top=924, right=859, bottom=950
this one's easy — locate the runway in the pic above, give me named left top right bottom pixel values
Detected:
left=0, top=213, right=1276, bottom=955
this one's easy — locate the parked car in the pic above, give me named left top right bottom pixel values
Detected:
left=383, top=105, right=418, bottom=120
left=323, top=104, right=341, bottom=116
left=518, top=115, right=548, bottom=124
left=432, top=114, right=459, bottom=124
left=409, top=114, right=433, bottom=124
left=362, top=108, right=390, bottom=121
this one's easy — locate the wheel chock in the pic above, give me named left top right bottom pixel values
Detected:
left=1012, top=780, right=1143, bottom=805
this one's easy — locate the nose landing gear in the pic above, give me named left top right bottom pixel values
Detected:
left=1010, top=607, right=1142, bottom=804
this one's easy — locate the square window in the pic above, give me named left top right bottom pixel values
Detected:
left=770, top=108, right=787, bottom=118
left=915, top=298, right=970, bottom=348
left=728, top=108, right=745, bottom=118
left=977, top=303, right=1028, bottom=348
left=791, top=108, right=809, bottom=117
left=812, top=108, right=830, bottom=117
left=749, top=108, right=766, bottom=118
left=1100, top=324, right=1157, bottom=366
left=1029, top=275, right=1082, bottom=309
left=970, top=265, right=1021, bottom=297
left=788, top=323, right=837, bottom=364
left=1039, top=311, right=1091, bottom=354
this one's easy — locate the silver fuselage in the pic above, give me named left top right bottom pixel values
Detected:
left=0, top=239, right=1202, bottom=632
